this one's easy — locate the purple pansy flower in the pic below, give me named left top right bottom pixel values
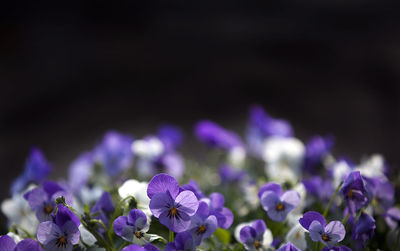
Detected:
left=95, top=131, right=134, bottom=177
left=91, top=191, right=115, bottom=227
left=0, top=235, right=43, bottom=251
left=158, top=125, right=184, bottom=152
left=165, top=232, right=196, bottom=251
left=385, top=207, right=400, bottom=230
left=259, top=183, right=300, bottom=222
left=24, top=181, right=72, bottom=222
left=299, top=211, right=345, bottom=248
left=147, top=174, right=199, bottom=232
left=364, top=176, right=394, bottom=210
left=339, top=171, right=369, bottom=215
left=219, top=164, right=247, bottom=183
left=11, top=148, right=52, bottom=194
left=121, top=244, right=160, bottom=251
left=202, top=192, right=234, bottom=229
left=188, top=201, right=218, bottom=245
left=113, top=209, right=150, bottom=244
left=351, top=212, right=375, bottom=250
left=181, top=180, right=205, bottom=200
left=68, top=152, right=94, bottom=194
left=303, top=177, right=334, bottom=202
left=239, top=220, right=271, bottom=250
left=321, top=246, right=352, bottom=251
left=195, top=120, right=243, bottom=150
left=277, top=242, right=301, bottom=251
left=37, top=205, right=80, bottom=251
left=304, top=136, right=334, bottom=173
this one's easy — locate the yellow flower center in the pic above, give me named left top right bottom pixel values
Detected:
left=254, top=240, right=261, bottom=248
left=347, top=189, right=354, bottom=198
left=135, top=231, right=143, bottom=239
left=321, top=233, right=330, bottom=241
left=197, top=225, right=207, bottom=234
left=56, top=236, right=67, bottom=247
left=170, top=207, right=178, bottom=216
left=44, top=205, right=53, bottom=214
left=276, top=203, right=285, bottom=211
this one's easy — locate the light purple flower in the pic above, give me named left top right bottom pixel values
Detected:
left=239, top=220, right=271, bottom=250
left=203, top=193, right=234, bottom=229
left=188, top=201, right=218, bottom=245
left=0, top=235, right=43, bottom=251
left=121, top=244, right=160, bottom=251
left=37, top=205, right=80, bottom=251
left=147, top=174, right=199, bottom=232
left=385, top=207, right=400, bottom=230
left=195, top=120, right=243, bottom=150
left=304, top=135, right=334, bottom=173
left=303, top=177, right=334, bottom=202
left=24, top=181, right=72, bottom=222
left=68, top=152, right=93, bottom=193
left=299, top=211, right=345, bottom=248
left=277, top=242, right=301, bottom=251
left=340, top=171, right=370, bottom=215
left=259, top=183, right=300, bottom=222
left=158, top=124, right=184, bottom=152
left=181, top=180, right=205, bottom=200
left=113, top=209, right=150, bottom=244
left=165, top=232, right=195, bottom=251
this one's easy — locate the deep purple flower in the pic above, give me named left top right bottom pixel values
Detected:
left=147, top=174, right=199, bottom=232
left=271, top=237, right=282, bottom=249
left=95, top=131, right=134, bottom=177
left=321, top=246, right=352, bottom=251
left=11, top=148, right=51, bottom=194
left=37, top=205, right=80, bottom=251
left=259, top=183, right=300, bottom=222
left=91, top=191, right=115, bottom=227
left=203, top=192, right=234, bottom=229
left=195, top=120, right=243, bottom=150
left=385, top=207, right=400, bottom=230
left=239, top=220, right=271, bottom=250
left=24, top=181, right=72, bottom=222
left=364, top=176, right=394, bottom=210
left=339, top=171, right=369, bottom=215
left=219, top=164, right=247, bottom=183
left=299, top=211, right=345, bottom=248
left=351, top=212, right=375, bottom=250
left=165, top=232, right=195, bottom=251
left=303, top=177, right=334, bottom=201
left=158, top=125, right=184, bottom=152
left=277, top=242, right=301, bottom=251
left=304, top=136, right=334, bottom=173
left=113, top=209, right=150, bottom=244
left=121, top=244, right=160, bottom=251
left=181, top=180, right=205, bottom=200
left=0, top=235, right=43, bottom=251
left=248, top=106, right=293, bottom=138
left=68, top=152, right=94, bottom=193
left=188, top=201, right=217, bottom=245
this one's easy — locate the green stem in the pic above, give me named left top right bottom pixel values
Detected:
left=314, top=241, right=320, bottom=251
left=10, top=224, right=35, bottom=239
left=395, top=229, right=400, bottom=251
left=169, top=230, right=175, bottom=242
left=342, top=213, right=350, bottom=225
left=323, top=181, right=343, bottom=218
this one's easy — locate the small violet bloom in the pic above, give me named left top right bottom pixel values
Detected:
left=239, top=220, right=272, bottom=250
left=91, top=191, right=115, bottom=227
left=113, top=209, right=150, bottom=244
left=277, top=242, right=301, bottom=251
left=259, top=183, right=300, bottom=222
left=385, top=207, right=400, bottom=230
left=158, top=124, right=184, bottom=152
left=351, top=212, right=375, bottom=250
left=0, top=235, right=43, bottom=251
left=202, top=192, right=234, bottom=229
left=188, top=201, right=218, bottom=246
left=147, top=174, right=199, bottom=232
left=219, top=164, right=247, bottom=184
left=37, top=205, right=81, bottom=251
left=304, top=135, right=334, bottom=173
left=181, top=180, right=205, bottom=200
left=121, top=244, right=160, bottom=251
left=11, top=148, right=51, bottom=194
left=68, top=152, right=94, bottom=194
left=303, top=176, right=334, bottom=202
left=165, top=232, right=195, bottom=251
left=299, top=211, right=345, bottom=248
left=339, top=171, right=369, bottom=215
left=24, top=181, right=72, bottom=222
left=195, top=120, right=243, bottom=150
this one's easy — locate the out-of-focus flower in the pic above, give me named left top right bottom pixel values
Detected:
left=303, top=176, right=334, bottom=202
left=219, top=164, right=247, bottom=184
left=158, top=125, right=184, bottom=152
left=147, top=174, right=198, bottom=232
left=68, top=152, right=94, bottom=194
left=201, top=192, right=234, bottom=229
left=285, top=223, right=307, bottom=250
left=321, top=246, right=352, bottom=251
left=276, top=242, right=301, bottom=251
left=113, top=209, right=150, bottom=245
left=11, top=148, right=51, bottom=194
left=385, top=207, right=400, bottom=230
left=95, top=131, right=134, bottom=177
left=24, top=181, right=72, bottom=222
left=355, top=154, right=386, bottom=179
left=119, top=179, right=151, bottom=217
left=91, top=191, right=114, bottom=227
left=0, top=235, right=43, bottom=251
left=259, top=182, right=300, bottom=222
left=364, top=176, right=394, bottom=211
left=188, top=201, right=217, bottom=246
left=304, top=135, right=334, bottom=173
left=121, top=244, right=160, bottom=251
left=195, top=120, right=243, bottom=150
left=37, top=205, right=80, bottom=250
left=239, top=219, right=273, bottom=250
left=165, top=231, right=195, bottom=251
left=262, top=137, right=304, bottom=184
left=299, top=211, right=345, bottom=248
left=340, top=171, right=369, bottom=215
left=351, top=212, right=375, bottom=250
left=331, top=159, right=353, bottom=187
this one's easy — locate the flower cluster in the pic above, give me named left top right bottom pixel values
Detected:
left=1, top=107, right=399, bottom=251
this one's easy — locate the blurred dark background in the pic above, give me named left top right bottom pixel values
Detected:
left=1, top=1, right=400, bottom=225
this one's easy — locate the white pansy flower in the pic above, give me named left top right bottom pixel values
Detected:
left=332, top=160, right=352, bottom=187
left=228, top=146, right=247, bottom=168
left=131, top=137, right=164, bottom=159
left=262, top=137, right=305, bottom=184
left=286, top=223, right=307, bottom=250
left=356, top=154, right=385, bottom=179
left=79, top=225, right=97, bottom=246
left=118, top=179, right=151, bottom=218
left=291, top=183, right=306, bottom=216
left=7, top=232, right=22, bottom=243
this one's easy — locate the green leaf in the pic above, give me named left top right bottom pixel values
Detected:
left=213, top=228, right=231, bottom=244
